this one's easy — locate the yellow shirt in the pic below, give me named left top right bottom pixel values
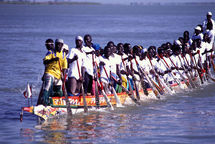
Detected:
left=44, top=50, right=67, bottom=79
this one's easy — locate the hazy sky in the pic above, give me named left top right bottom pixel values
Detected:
left=67, top=0, right=215, bottom=4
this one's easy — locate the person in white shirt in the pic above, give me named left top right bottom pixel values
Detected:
left=192, top=26, right=204, bottom=41
left=116, top=43, right=129, bottom=90
left=62, top=43, right=69, bottom=57
left=82, top=34, right=95, bottom=95
left=183, top=31, right=193, bottom=47
left=202, top=12, right=215, bottom=32
left=67, top=36, right=86, bottom=95
left=206, top=21, right=215, bottom=50
left=99, top=46, right=112, bottom=94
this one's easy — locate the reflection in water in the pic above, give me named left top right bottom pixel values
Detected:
left=31, top=111, right=129, bottom=143
left=20, top=86, right=215, bottom=143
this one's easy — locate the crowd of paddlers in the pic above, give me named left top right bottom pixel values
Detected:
left=37, top=11, right=215, bottom=106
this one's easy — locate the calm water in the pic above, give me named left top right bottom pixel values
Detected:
left=1, top=3, right=215, bottom=144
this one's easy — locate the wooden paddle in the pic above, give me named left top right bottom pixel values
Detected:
left=147, top=54, right=170, bottom=94
left=210, top=51, right=215, bottom=72
left=76, top=59, right=88, bottom=113
left=36, top=80, right=44, bottom=106
left=92, top=54, right=100, bottom=108
left=121, top=56, right=141, bottom=104
left=130, top=60, right=140, bottom=100
left=111, top=75, right=141, bottom=105
left=189, top=52, right=204, bottom=84
left=134, top=58, right=161, bottom=98
left=58, top=60, right=72, bottom=116
left=167, top=55, right=191, bottom=88
left=159, top=54, right=183, bottom=90
left=102, top=65, right=122, bottom=107
left=134, top=58, right=149, bottom=96
left=178, top=55, right=196, bottom=88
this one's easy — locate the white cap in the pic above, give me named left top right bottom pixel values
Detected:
left=174, top=40, right=181, bottom=45
left=75, top=36, right=83, bottom=41
left=62, top=44, right=69, bottom=51
left=55, top=39, right=64, bottom=44
left=207, top=12, right=212, bottom=16
left=195, top=26, right=201, bottom=31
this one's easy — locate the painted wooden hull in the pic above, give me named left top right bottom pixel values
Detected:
left=22, top=80, right=191, bottom=120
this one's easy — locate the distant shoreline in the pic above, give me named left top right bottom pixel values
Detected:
left=0, top=1, right=215, bottom=6
left=0, top=1, right=101, bottom=5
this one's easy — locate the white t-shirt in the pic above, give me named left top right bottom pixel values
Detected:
left=192, top=33, right=204, bottom=41
left=139, top=58, right=151, bottom=73
left=202, top=18, right=215, bottom=32
left=99, top=56, right=111, bottom=83
left=82, top=46, right=95, bottom=76
left=109, top=53, right=121, bottom=74
left=67, top=48, right=87, bottom=80
left=206, top=29, right=215, bottom=49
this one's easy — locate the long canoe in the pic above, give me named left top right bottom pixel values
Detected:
left=21, top=79, right=192, bottom=121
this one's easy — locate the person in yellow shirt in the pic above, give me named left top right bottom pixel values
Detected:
left=42, top=39, right=68, bottom=105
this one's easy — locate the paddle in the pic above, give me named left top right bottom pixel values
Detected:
left=197, top=50, right=207, bottom=82
left=189, top=52, right=204, bottom=84
left=121, top=56, right=141, bottom=104
left=147, top=54, right=171, bottom=95
left=76, top=59, right=88, bottom=113
left=210, top=51, right=215, bottom=72
left=134, top=58, right=149, bottom=96
left=159, top=54, right=183, bottom=90
left=130, top=59, right=140, bottom=100
left=36, top=80, right=44, bottom=106
left=102, top=65, right=122, bottom=107
left=111, top=75, right=141, bottom=105
left=58, top=60, right=72, bottom=115
left=178, top=54, right=196, bottom=88
left=92, top=54, right=100, bottom=108
left=183, top=53, right=196, bottom=81
left=167, top=54, right=191, bottom=88
left=134, top=57, right=161, bottom=98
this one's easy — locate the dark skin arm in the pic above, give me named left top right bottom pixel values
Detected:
left=116, top=64, right=122, bottom=85
left=78, top=67, right=86, bottom=83
left=43, top=57, right=59, bottom=65
left=67, top=55, right=78, bottom=64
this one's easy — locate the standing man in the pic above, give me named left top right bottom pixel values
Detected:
left=202, top=12, right=215, bottom=32
left=82, top=34, right=95, bottom=95
left=42, top=39, right=68, bottom=105
left=67, top=36, right=86, bottom=95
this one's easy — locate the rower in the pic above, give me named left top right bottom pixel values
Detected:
left=202, top=12, right=215, bottom=32
left=183, top=31, right=193, bottom=47
left=205, top=20, right=215, bottom=51
left=99, top=46, right=112, bottom=94
left=116, top=43, right=128, bottom=91
left=139, top=48, right=151, bottom=87
left=82, top=34, right=95, bottom=95
left=108, top=42, right=122, bottom=93
left=67, top=36, right=86, bottom=96
left=42, top=39, right=68, bottom=105
left=62, top=43, right=69, bottom=57
left=192, top=26, right=204, bottom=41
